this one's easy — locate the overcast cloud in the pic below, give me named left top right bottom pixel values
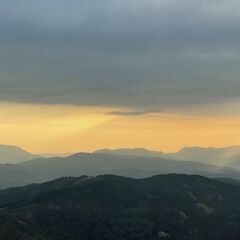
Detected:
left=0, top=0, right=240, bottom=112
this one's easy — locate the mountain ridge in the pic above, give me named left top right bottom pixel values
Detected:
left=96, top=146, right=240, bottom=166
left=0, top=144, right=40, bottom=164
left=0, top=174, right=240, bottom=239
left=0, top=151, right=239, bottom=189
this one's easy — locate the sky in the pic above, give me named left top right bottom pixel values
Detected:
left=1, top=0, right=240, bottom=153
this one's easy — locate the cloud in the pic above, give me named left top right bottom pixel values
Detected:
left=0, top=0, right=240, bottom=114
left=107, top=110, right=157, bottom=116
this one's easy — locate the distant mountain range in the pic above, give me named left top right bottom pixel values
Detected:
left=95, top=148, right=166, bottom=158
left=0, top=145, right=240, bottom=189
left=0, top=145, right=40, bottom=164
left=170, top=146, right=240, bottom=166
left=1, top=144, right=240, bottom=166
left=40, top=152, right=74, bottom=158
left=96, top=146, right=240, bottom=166
left=0, top=151, right=240, bottom=189
left=0, top=174, right=240, bottom=240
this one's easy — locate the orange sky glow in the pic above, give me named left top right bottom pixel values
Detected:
left=0, top=103, right=240, bottom=154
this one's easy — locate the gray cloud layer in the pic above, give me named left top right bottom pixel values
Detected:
left=107, top=110, right=155, bottom=116
left=0, top=0, right=240, bottom=112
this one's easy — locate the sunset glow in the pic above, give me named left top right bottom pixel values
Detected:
left=0, top=103, right=239, bottom=154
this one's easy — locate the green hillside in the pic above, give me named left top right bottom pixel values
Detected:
left=0, top=174, right=240, bottom=240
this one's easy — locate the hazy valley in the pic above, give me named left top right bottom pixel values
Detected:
left=1, top=145, right=240, bottom=189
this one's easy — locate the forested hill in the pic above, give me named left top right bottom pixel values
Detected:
left=0, top=174, right=240, bottom=240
